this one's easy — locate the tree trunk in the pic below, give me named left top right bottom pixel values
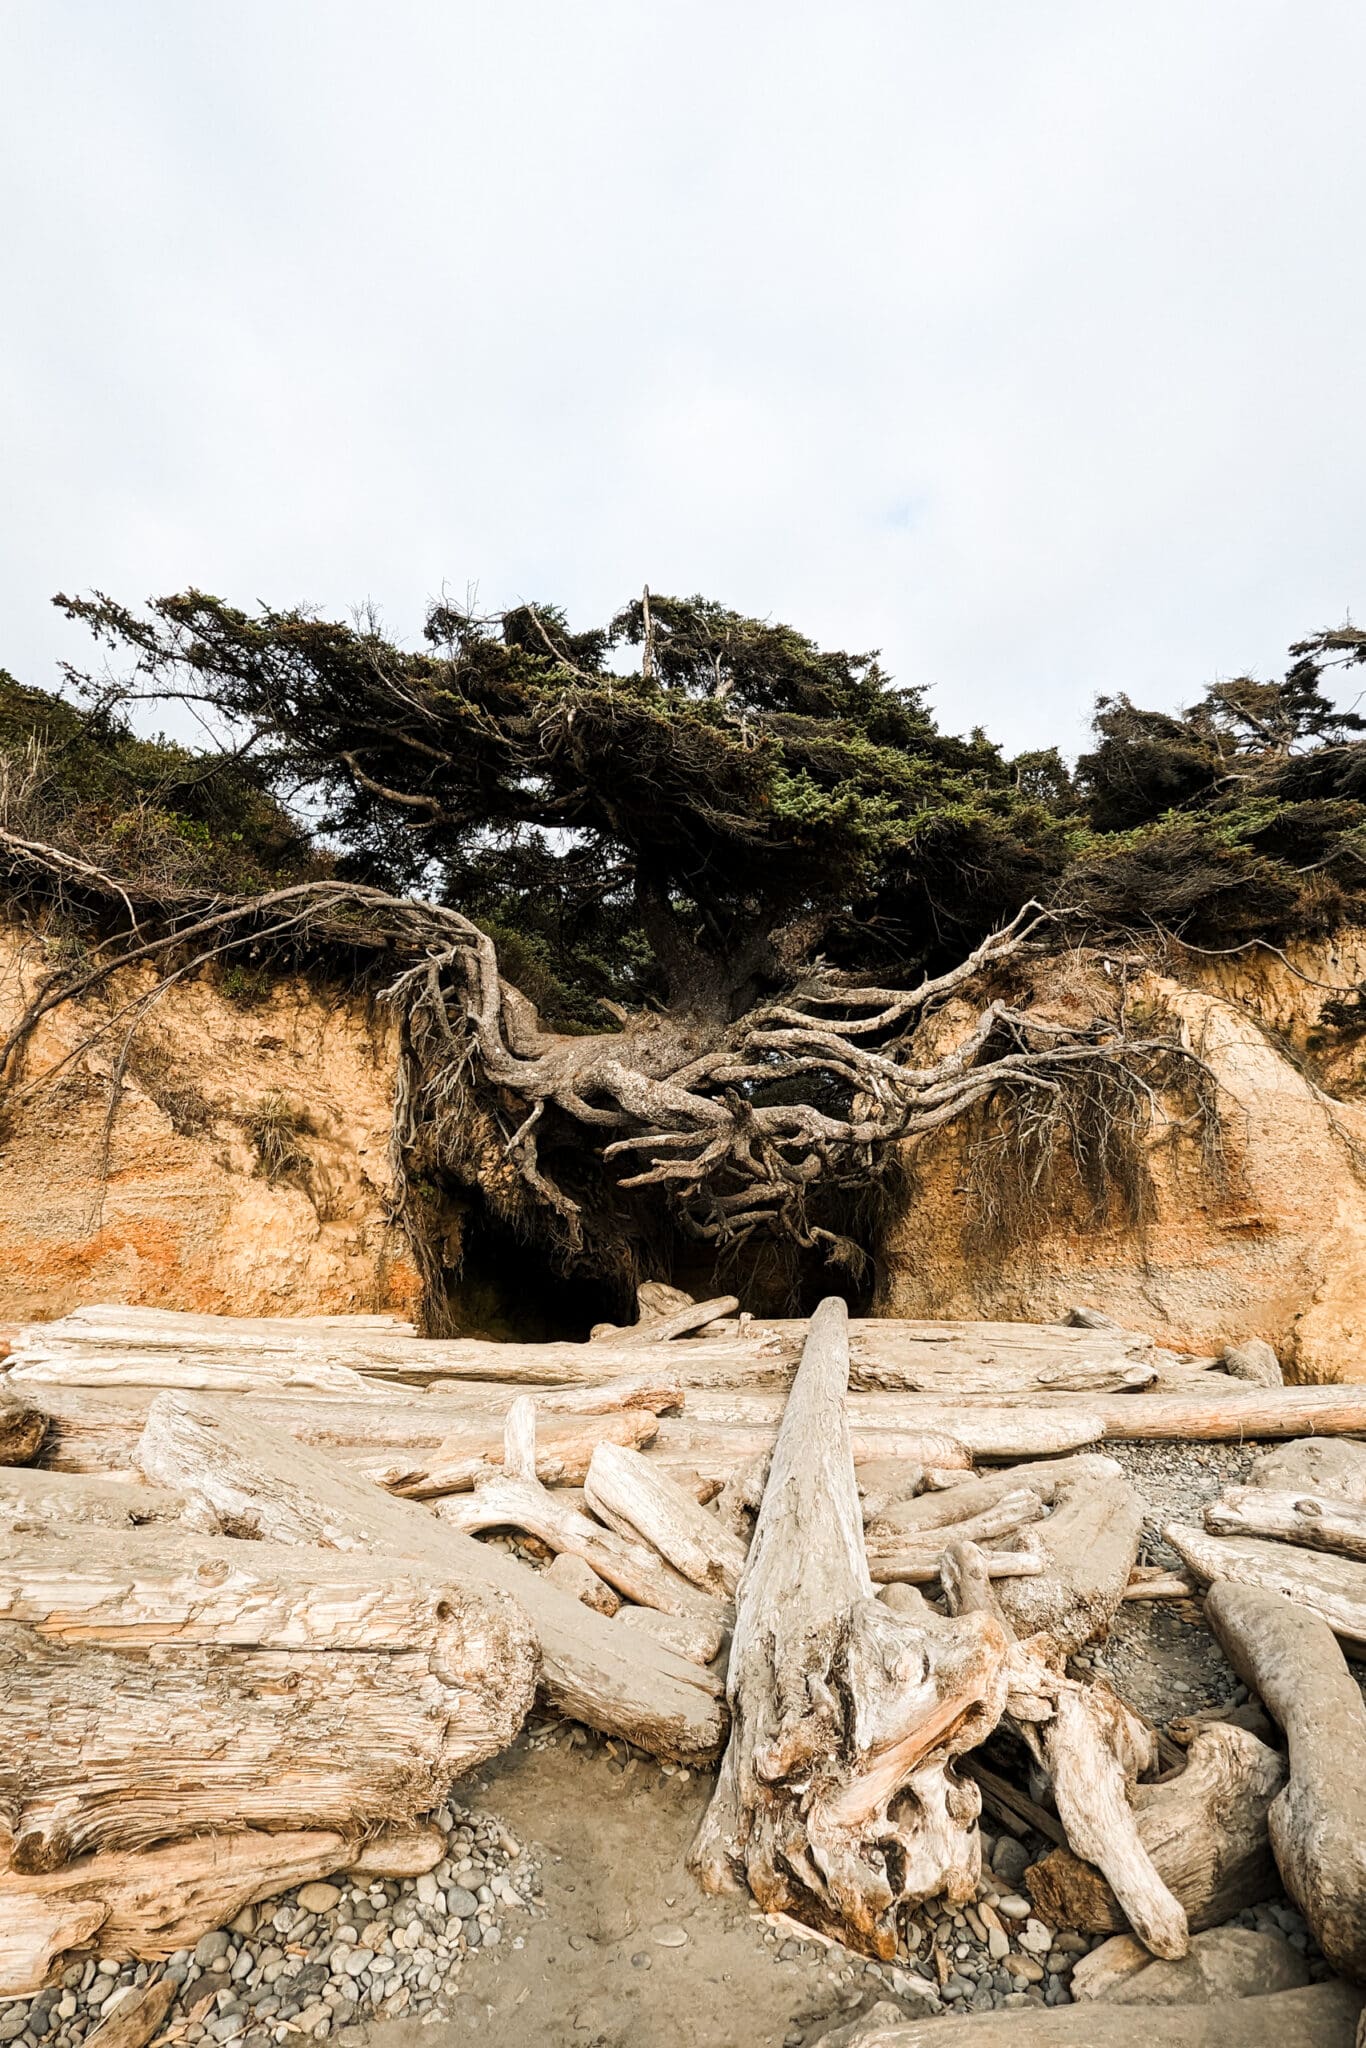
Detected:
left=135, top=1392, right=726, bottom=1761
left=1025, top=1722, right=1286, bottom=1933
left=689, top=1299, right=1010, bottom=1958
left=1205, top=1579, right=1366, bottom=1984
left=994, top=1467, right=1144, bottom=1657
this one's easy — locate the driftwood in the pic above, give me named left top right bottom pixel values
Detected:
left=0, top=1385, right=45, bottom=1465
left=1123, top=1570, right=1198, bottom=1600
left=811, top=1982, right=1366, bottom=2047
left=0, top=1467, right=190, bottom=1532
left=863, top=1490, right=1045, bottom=1583
left=584, top=1441, right=749, bottom=1596
left=690, top=1300, right=1010, bottom=1958
left=1167, top=1698, right=1276, bottom=1749
left=615, top=1604, right=728, bottom=1667
left=1025, top=1722, right=1285, bottom=1932
left=1248, top=1435, right=1366, bottom=1506
left=1222, top=1338, right=1284, bottom=1387
left=0, top=1510, right=534, bottom=1868
left=994, top=1466, right=1144, bottom=1655
left=544, top=1549, right=620, bottom=1613
left=615, top=1295, right=739, bottom=1343
left=83, top=1974, right=177, bottom=2048
left=1205, top=1486, right=1366, bottom=1561
left=0, top=1825, right=439, bottom=1994
left=1206, top=1580, right=1366, bottom=1983
left=136, top=1392, right=726, bottom=1761
left=344, top=1407, right=660, bottom=1495
left=1166, top=1521, right=1366, bottom=1654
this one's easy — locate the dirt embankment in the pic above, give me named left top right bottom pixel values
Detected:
left=0, top=924, right=420, bottom=1323
left=879, top=940, right=1366, bottom=1384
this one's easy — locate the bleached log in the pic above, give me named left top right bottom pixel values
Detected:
left=136, top=1393, right=725, bottom=1761
left=438, top=1475, right=722, bottom=1617
left=343, top=1407, right=660, bottom=1495
left=1206, top=1579, right=1366, bottom=1983
left=1084, top=1385, right=1366, bottom=1440
left=82, top=1971, right=177, bottom=2048
left=1166, top=1522, right=1366, bottom=1655
left=9, top=1349, right=379, bottom=1397
left=544, top=1549, right=621, bottom=1614
left=584, top=1442, right=749, bottom=1596
left=942, top=1539, right=1186, bottom=1960
left=1249, top=1436, right=1366, bottom=1506
left=0, top=1467, right=189, bottom=1533
left=615, top=1604, right=728, bottom=1667
left=1123, top=1568, right=1198, bottom=1600
left=811, top=1982, right=1366, bottom=2047
left=995, top=1467, right=1144, bottom=1655
left=690, top=1300, right=1010, bottom=1958
left=1025, top=1722, right=1286, bottom=1934
left=864, top=1490, right=1045, bottom=1583
left=616, top=1295, right=739, bottom=1343
left=0, top=1386, right=45, bottom=1465
left=648, top=1411, right=1097, bottom=1481
left=873, top=1454, right=1120, bottom=1536
left=1069, top=1933, right=1152, bottom=2001
left=0, top=1826, right=430, bottom=1994
left=1205, top=1487, right=1366, bottom=1561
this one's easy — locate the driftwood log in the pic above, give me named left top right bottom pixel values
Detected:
left=1166, top=1521, right=1366, bottom=1654
left=1248, top=1436, right=1366, bottom=1504
left=0, top=1517, right=534, bottom=1867
left=136, top=1392, right=726, bottom=1761
left=1206, top=1579, right=1366, bottom=1983
left=584, top=1440, right=748, bottom=1597
left=1025, top=1722, right=1285, bottom=1932
left=690, top=1300, right=1009, bottom=1957
left=811, top=1981, right=1366, bottom=2048
left=345, top=1407, right=661, bottom=1496
left=1205, top=1486, right=1366, bottom=1560
left=993, top=1463, right=1143, bottom=1655
left=0, top=1825, right=442, bottom=1995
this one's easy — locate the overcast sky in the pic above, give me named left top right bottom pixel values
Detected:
left=3, top=1, right=1364, bottom=755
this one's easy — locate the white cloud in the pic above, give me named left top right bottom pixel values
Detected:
left=2, top=0, right=1363, bottom=754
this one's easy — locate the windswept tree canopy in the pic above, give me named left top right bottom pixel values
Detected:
left=5, top=589, right=1364, bottom=1313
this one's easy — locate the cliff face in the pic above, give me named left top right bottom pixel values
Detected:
left=7, top=915, right=1366, bottom=1379
left=877, top=939, right=1366, bottom=1383
left=0, top=926, right=420, bottom=1323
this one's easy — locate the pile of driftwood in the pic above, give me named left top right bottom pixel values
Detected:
left=1, top=1294, right=1365, bottom=2011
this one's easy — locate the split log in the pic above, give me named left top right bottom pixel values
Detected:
left=615, top=1604, right=728, bottom=1667
left=0, top=1825, right=431, bottom=1994
left=343, top=1407, right=660, bottom=1495
left=690, top=1299, right=1010, bottom=1958
left=583, top=1441, right=749, bottom=1596
left=0, top=1385, right=45, bottom=1465
left=1166, top=1522, right=1366, bottom=1655
left=136, top=1392, right=726, bottom=1761
left=1206, top=1579, right=1366, bottom=1983
left=811, top=1981, right=1366, bottom=2047
left=1025, top=1722, right=1285, bottom=1933
left=1248, top=1436, right=1366, bottom=1506
left=1205, top=1487, right=1366, bottom=1561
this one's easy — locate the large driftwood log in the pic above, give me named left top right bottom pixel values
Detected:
left=0, top=1825, right=439, bottom=1994
left=1205, top=1487, right=1366, bottom=1561
left=0, top=1467, right=189, bottom=1533
left=811, top=1981, right=1366, bottom=2048
left=1025, top=1722, right=1286, bottom=1933
left=1166, top=1521, right=1366, bottom=1654
left=690, top=1300, right=1010, bottom=1958
left=0, top=1385, right=45, bottom=1465
left=1206, top=1579, right=1366, bottom=1984
left=0, top=1517, right=534, bottom=1868
left=136, top=1393, right=726, bottom=1761
left=584, top=1441, right=749, bottom=1596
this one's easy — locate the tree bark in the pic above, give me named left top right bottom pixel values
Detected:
left=689, top=1299, right=1010, bottom=1958
left=135, top=1392, right=726, bottom=1761
left=1205, top=1579, right=1366, bottom=1984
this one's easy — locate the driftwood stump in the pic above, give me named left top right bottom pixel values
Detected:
left=689, top=1299, right=1009, bottom=1958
